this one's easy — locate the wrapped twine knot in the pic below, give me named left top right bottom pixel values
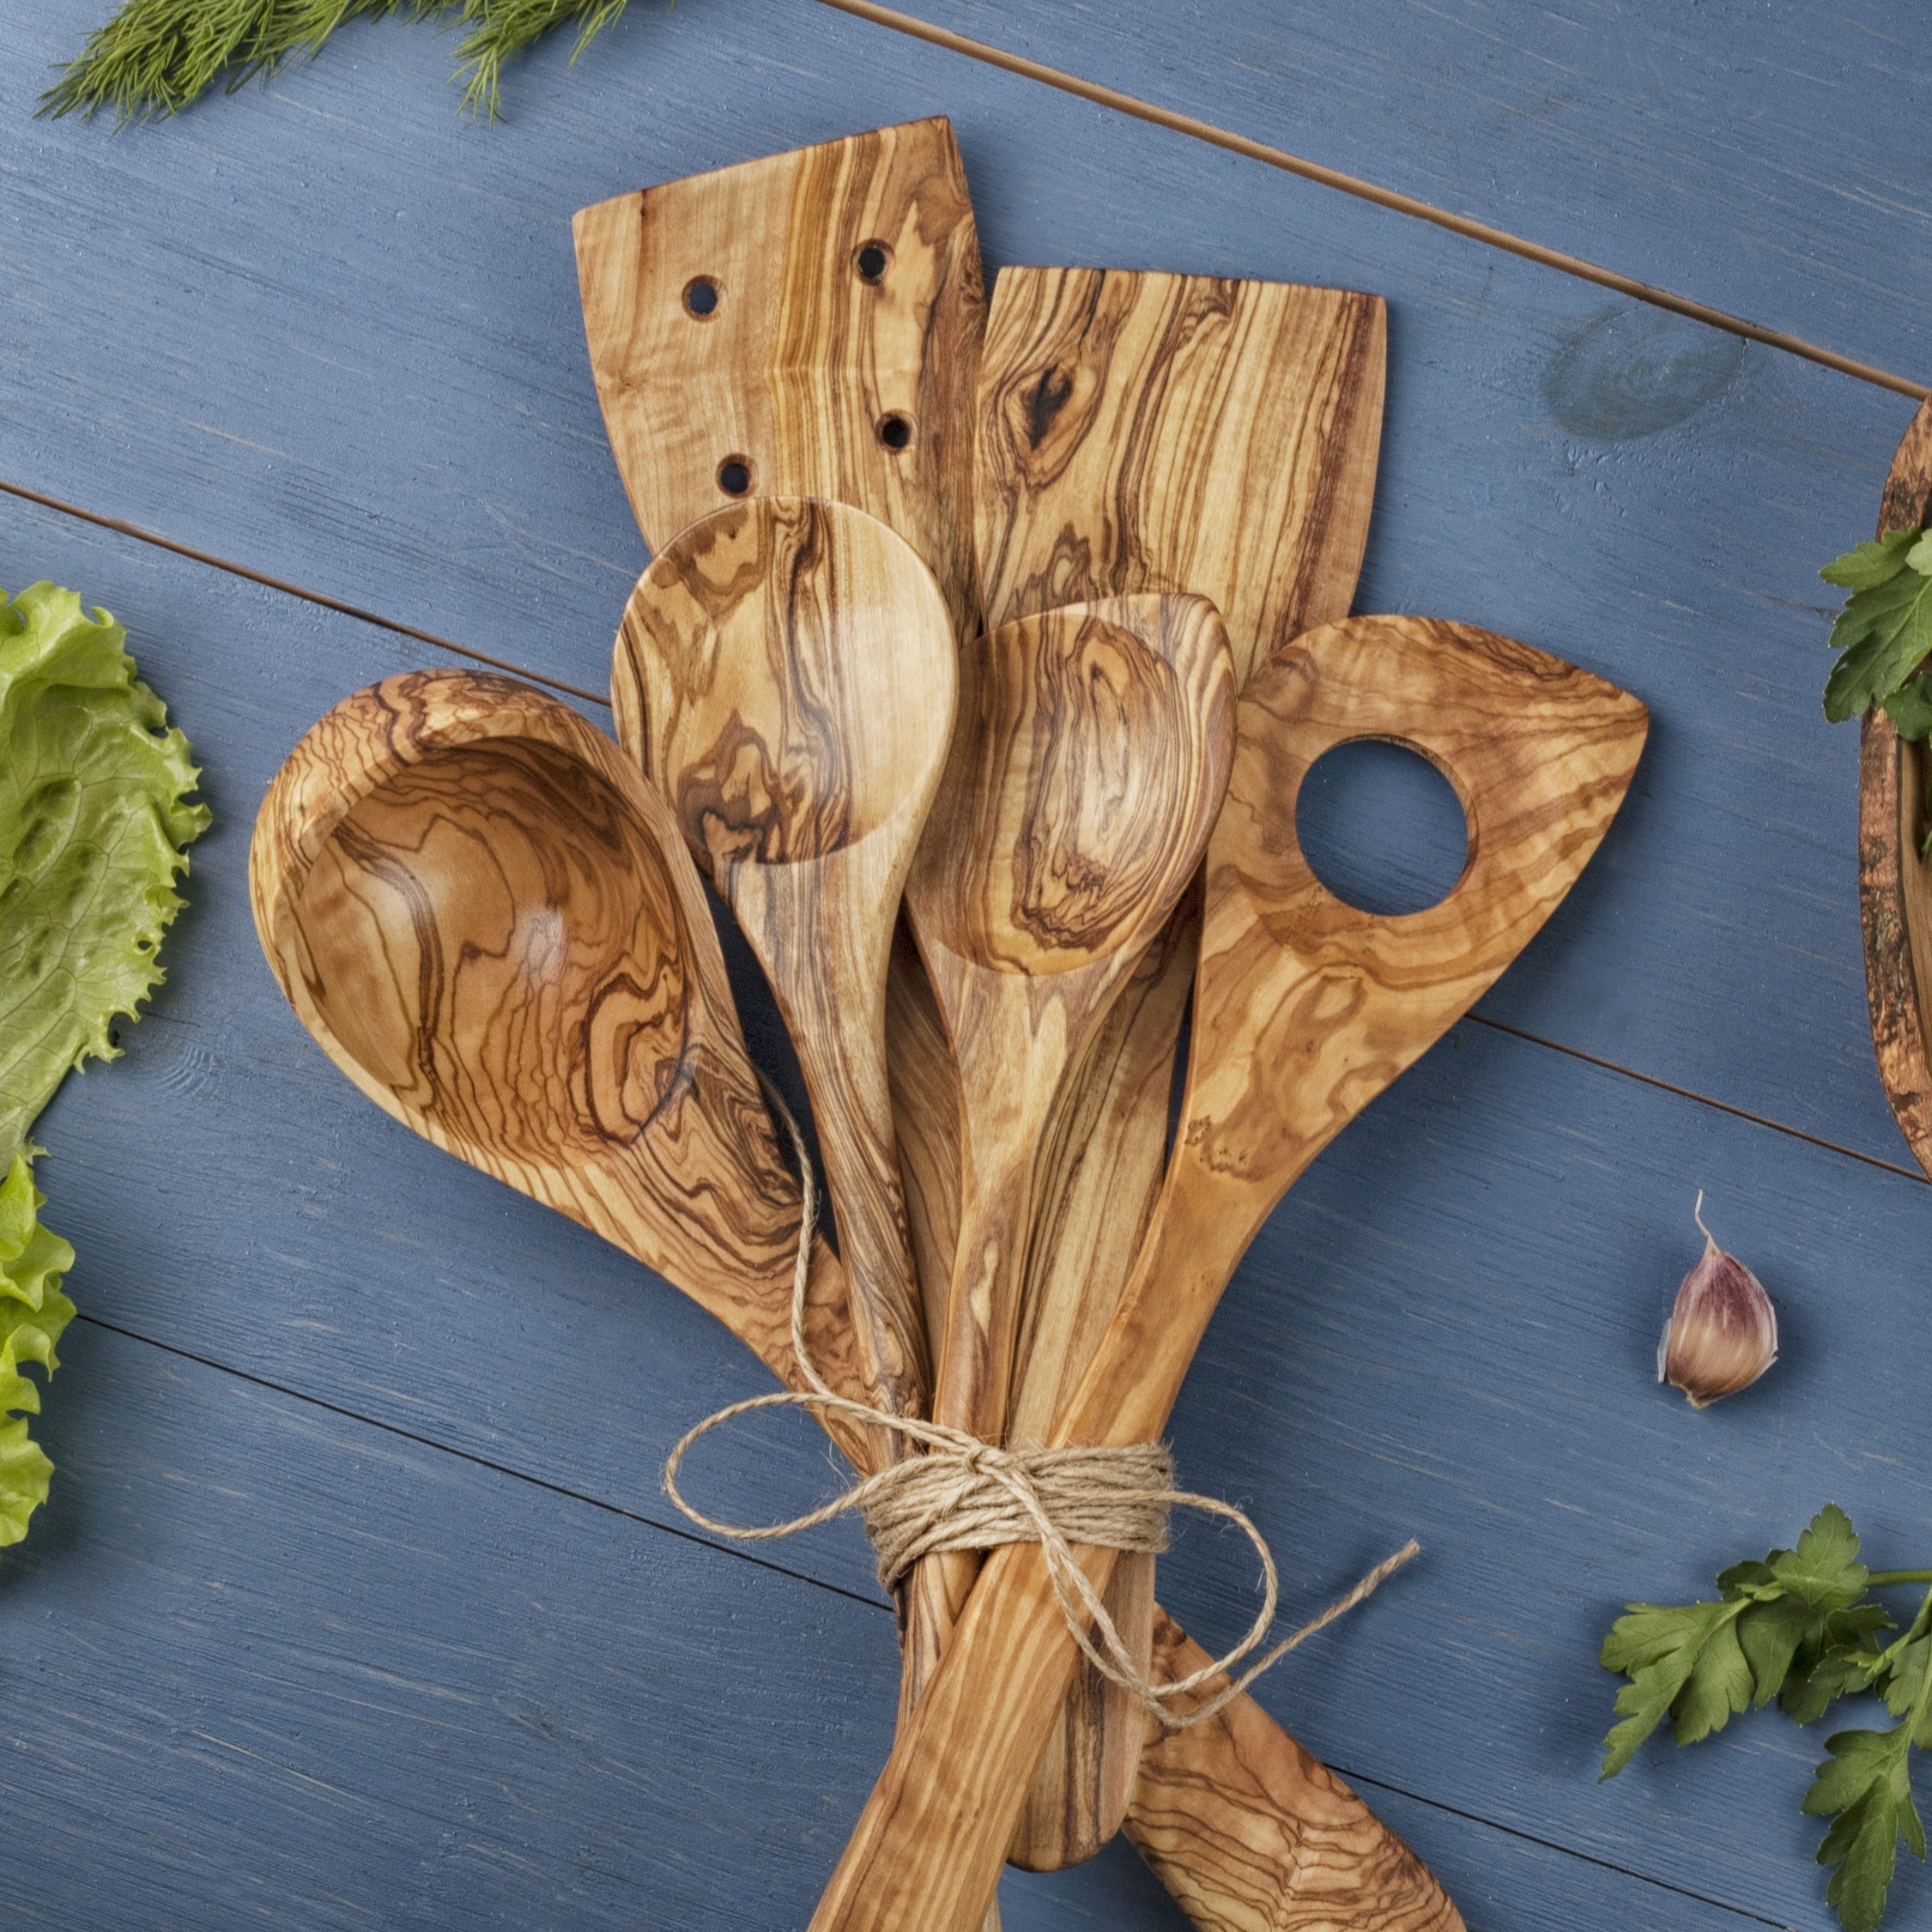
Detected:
left=663, top=1097, right=1418, bottom=1732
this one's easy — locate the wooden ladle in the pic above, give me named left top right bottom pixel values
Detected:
left=248, top=668, right=869, bottom=1443
left=809, top=615, right=1650, bottom=1932
left=897, top=592, right=1235, bottom=1703
left=251, top=667, right=1462, bottom=1932
left=613, top=495, right=957, bottom=1441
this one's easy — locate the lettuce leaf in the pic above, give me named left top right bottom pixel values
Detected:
left=0, top=1155, right=76, bottom=1545
left=0, top=582, right=210, bottom=1168
left=0, top=581, right=208, bottom=1543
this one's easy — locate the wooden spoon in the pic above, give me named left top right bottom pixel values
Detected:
left=612, top=494, right=956, bottom=1444
left=252, top=668, right=1461, bottom=1932
left=808, top=614, right=1650, bottom=1932
left=1857, top=400, right=1932, bottom=1175
left=973, top=265, right=1389, bottom=1866
left=248, top=668, right=872, bottom=1446
left=897, top=593, right=1236, bottom=1708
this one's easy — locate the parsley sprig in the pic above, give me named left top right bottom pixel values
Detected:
left=1602, top=1505, right=1932, bottom=1932
left=1822, top=527, right=1932, bottom=736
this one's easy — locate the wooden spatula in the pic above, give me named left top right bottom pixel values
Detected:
left=808, top=615, right=1650, bottom=1932
left=974, top=265, right=1387, bottom=1868
left=573, top=115, right=984, bottom=637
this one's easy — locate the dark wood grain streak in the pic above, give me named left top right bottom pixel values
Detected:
left=1858, top=403, right=1932, bottom=1176
left=810, top=615, right=1648, bottom=1932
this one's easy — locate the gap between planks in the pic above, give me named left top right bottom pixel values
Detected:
left=808, top=0, right=1931, bottom=403
left=7, top=467, right=1923, bottom=1193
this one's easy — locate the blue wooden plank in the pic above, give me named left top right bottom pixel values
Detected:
left=9, top=496, right=1932, bottom=1923
left=894, top=0, right=1932, bottom=383
left=0, top=0, right=1919, bottom=1172
left=6, top=1323, right=1787, bottom=1930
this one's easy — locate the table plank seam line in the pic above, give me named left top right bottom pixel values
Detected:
left=1469, top=1013, right=1928, bottom=1184
left=8, top=466, right=1917, bottom=1188
left=808, top=0, right=1930, bottom=403
left=1328, top=1760, right=1798, bottom=1929
left=63, top=1310, right=1804, bottom=1925
left=68, top=1310, right=896, bottom=1617
left=0, top=475, right=611, bottom=709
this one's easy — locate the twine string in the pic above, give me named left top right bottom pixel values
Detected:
left=663, top=1090, right=1419, bottom=1731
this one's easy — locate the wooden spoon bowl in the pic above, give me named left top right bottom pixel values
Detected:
left=248, top=668, right=857, bottom=1414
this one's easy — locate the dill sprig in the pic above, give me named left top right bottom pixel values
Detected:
left=40, top=0, right=637, bottom=124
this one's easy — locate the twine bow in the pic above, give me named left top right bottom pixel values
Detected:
left=663, top=1097, right=1418, bottom=1731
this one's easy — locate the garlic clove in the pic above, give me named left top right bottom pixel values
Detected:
left=1658, top=1193, right=1778, bottom=1408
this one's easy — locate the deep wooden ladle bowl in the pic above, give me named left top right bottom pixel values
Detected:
left=248, top=667, right=865, bottom=1425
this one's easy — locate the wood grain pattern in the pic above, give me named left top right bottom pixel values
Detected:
left=898, top=593, right=1234, bottom=1708
left=1857, top=401, right=1932, bottom=1178
left=809, top=615, right=1649, bottom=1932
left=574, top=116, right=984, bottom=637
left=975, top=269, right=1385, bottom=682
left=973, top=265, right=1387, bottom=1867
left=613, top=496, right=955, bottom=1438
left=1125, top=1610, right=1463, bottom=1932
left=247, top=668, right=871, bottom=1459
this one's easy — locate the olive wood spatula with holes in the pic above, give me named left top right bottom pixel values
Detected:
left=808, top=615, right=1650, bottom=1932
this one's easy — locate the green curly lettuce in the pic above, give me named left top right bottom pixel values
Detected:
left=1, top=582, right=211, bottom=1170
left=0, top=581, right=209, bottom=1544
left=0, top=1157, right=76, bottom=1545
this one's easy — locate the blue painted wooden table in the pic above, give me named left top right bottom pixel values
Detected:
left=5, top=3, right=1930, bottom=1926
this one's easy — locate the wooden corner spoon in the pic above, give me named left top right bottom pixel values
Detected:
left=897, top=592, right=1235, bottom=1710
left=612, top=495, right=957, bottom=1443
left=247, top=668, right=868, bottom=1461
left=972, top=265, right=1387, bottom=1868
left=574, top=115, right=984, bottom=639
left=809, top=615, right=1650, bottom=1932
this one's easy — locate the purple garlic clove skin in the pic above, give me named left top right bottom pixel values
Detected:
left=1658, top=1194, right=1778, bottom=1408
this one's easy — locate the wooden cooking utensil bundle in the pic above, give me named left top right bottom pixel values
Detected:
left=251, top=115, right=1648, bottom=1931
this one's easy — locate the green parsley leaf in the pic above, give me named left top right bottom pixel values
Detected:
left=1784, top=1607, right=1893, bottom=1726
left=0, top=582, right=209, bottom=1168
left=1821, top=529, right=1920, bottom=591
left=1881, top=674, right=1932, bottom=741
left=1735, top=1506, right=1875, bottom=1705
left=1822, top=543, right=1932, bottom=724
left=1599, top=1597, right=1753, bottom=1777
left=1804, top=1725, right=1925, bottom=1932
